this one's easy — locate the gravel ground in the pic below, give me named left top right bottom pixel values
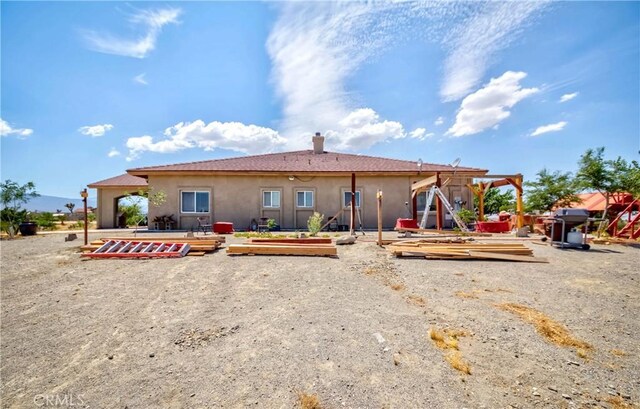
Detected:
left=1, top=232, right=638, bottom=408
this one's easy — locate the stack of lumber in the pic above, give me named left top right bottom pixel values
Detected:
left=388, top=240, right=547, bottom=263
left=395, top=227, right=492, bottom=237
left=81, top=236, right=222, bottom=257
left=227, top=237, right=337, bottom=257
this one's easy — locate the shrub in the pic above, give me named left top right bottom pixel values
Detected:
left=307, top=212, right=324, bottom=236
left=456, top=208, right=476, bottom=225
left=36, top=212, right=57, bottom=230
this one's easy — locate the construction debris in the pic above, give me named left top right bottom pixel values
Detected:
left=388, top=240, right=547, bottom=263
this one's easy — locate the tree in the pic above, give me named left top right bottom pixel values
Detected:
left=524, top=169, right=580, bottom=213
left=474, top=188, right=515, bottom=215
left=575, top=147, right=640, bottom=215
left=0, top=180, right=40, bottom=237
left=64, top=202, right=76, bottom=215
left=122, top=187, right=167, bottom=235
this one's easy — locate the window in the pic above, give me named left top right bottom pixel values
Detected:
left=296, top=191, right=313, bottom=208
left=263, top=191, right=281, bottom=208
left=181, top=191, right=210, bottom=213
left=343, top=191, right=361, bottom=208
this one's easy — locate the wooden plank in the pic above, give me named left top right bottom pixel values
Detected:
left=411, top=175, right=438, bottom=192
left=248, top=238, right=332, bottom=244
left=227, top=244, right=337, bottom=257
left=467, top=251, right=548, bottom=263
left=101, top=235, right=226, bottom=243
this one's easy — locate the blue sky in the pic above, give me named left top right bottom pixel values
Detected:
left=1, top=1, right=639, bottom=199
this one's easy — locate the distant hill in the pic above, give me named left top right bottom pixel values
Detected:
left=19, top=195, right=98, bottom=213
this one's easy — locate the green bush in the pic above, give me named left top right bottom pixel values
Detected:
left=456, top=208, right=476, bottom=225
left=307, top=212, right=324, bottom=236
left=36, top=212, right=57, bottom=230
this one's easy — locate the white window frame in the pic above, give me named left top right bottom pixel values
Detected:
left=296, top=190, right=314, bottom=208
left=262, top=190, right=281, bottom=208
left=180, top=190, right=210, bottom=214
left=343, top=190, right=362, bottom=208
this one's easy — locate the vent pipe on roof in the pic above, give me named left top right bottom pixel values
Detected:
left=313, top=132, right=325, bottom=154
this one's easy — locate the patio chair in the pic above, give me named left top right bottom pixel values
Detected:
left=197, top=216, right=212, bottom=235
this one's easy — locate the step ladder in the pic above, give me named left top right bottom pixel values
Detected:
left=419, top=185, right=469, bottom=232
left=83, top=240, right=191, bottom=259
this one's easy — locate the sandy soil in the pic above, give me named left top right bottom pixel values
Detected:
left=1, top=232, right=638, bottom=408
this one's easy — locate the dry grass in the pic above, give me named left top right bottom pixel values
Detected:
left=297, top=392, right=321, bottom=409
left=611, top=349, right=627, bottom=357
left=429, top=326, right=472, bottom=374
left=455, top=291, right=479, bottom=299
left=496, top=303, right=592, bottom=351
left=606, top=396, right=633, bottom=409
left=406, top=294, right=426, bottom=307
left=445, top=351, right=471, bottom=375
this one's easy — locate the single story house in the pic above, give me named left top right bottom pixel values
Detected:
left=88, top=134, right=487, bottom=230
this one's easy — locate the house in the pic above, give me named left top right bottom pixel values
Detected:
left=88, top=134, right=487, bottom=230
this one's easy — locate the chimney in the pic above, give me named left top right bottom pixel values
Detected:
left=312, top=132, right=325, bottom=154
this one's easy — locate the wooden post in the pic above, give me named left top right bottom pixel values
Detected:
left=81, top=188, right=89, bottom=245
left=350, top=173, right=356, bottom=236
left=435, top=172, right=443, bottom=230
left=515, top=174, right=524, bottom=229
left=412, top=184, right=418, bottom=221
left=377, top=190, right=383, bottom=246
left=478, top=182, right=485, bottom=222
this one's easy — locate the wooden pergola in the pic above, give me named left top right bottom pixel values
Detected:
left=467, top=174, right=525, bottom=229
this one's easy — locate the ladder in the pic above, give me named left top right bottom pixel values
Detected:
left=83, top=240, right=191, bottom=258
left=419, top=185, right=469, bottom=232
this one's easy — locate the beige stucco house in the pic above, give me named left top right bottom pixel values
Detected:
left=89, top=135, right=487, bottom=230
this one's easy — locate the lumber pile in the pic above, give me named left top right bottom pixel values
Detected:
left=81, top=237, right=222, bottom=257
left=228, top=237, right=337, bottom=257
left=395, top=227, right=492, bottom=237
left=389, top=240, right=547, bottom=263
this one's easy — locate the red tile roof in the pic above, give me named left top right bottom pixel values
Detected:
left=127, top=150, right=487, bottom=176
left=88, top=173, right=148, bottom=188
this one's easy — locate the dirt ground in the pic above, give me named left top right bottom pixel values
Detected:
left=1, top=232, right=638, bottom=408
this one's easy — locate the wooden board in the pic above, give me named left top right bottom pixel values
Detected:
left=467, top=251, right=548, bottom=263
left=227, top=244, right=337, bottom=257
left=248, top=238, right=332, bottom=244
left=100, top=235, right=226, bottom=243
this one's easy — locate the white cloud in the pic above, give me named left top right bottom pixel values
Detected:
left=0, top=118, right=33, bottom=138
left=440, top=2, right=547, bottom=101
left=325, top=108, right=406, bottom=151
left=125, top=120, right=286, bottom=161
left=530, top=121, right=567, bottom=136
left=133, top=73, right=148, bottom=85
left=559, top=92, right=578, bottom=103
left=434, top=117, right=445, bottom=126
left=447, top=71, right=539, bottom=137
left=408, top=127, right=434, bottom=141
left=82, top=7, right=181, bottom=58
left=107, top=148, right=121, bottom=158
left=78, top=124, right=114, bottom=137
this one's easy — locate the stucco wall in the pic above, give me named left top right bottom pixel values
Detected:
left=141, top=174, right=474, bottom=230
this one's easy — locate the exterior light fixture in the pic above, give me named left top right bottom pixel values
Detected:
left=288, top=176, right=295, bottom=181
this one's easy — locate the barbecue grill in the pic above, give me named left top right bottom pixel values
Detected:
left=544, top=208, right=591, bottom=250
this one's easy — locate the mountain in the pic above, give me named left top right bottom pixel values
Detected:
left=20, top=195, right=98, bottom=213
